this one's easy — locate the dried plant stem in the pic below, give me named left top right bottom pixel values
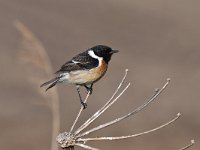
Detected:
left=179, top=140, right=195, bottom=150
left=78, top=113, right=181, bottom=142
left=75, top=69, right=129, bottom=135
left=75, top=143, right=99, bottom=150
left=77, top=79, right=170, bottom=138
left=56, top=73, right=189, bottom=150
left=77, top=83, right=131, bottom=138
left=50, top=92, right=60, bottom=150
left=14, top=20, right=60, bottom=150
left=70, top=91, right=91, bottom=132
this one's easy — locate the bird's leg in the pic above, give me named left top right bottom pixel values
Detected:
left=76, top=86, right=87, bottom=109
left=84, top=84, right=93, bottom=95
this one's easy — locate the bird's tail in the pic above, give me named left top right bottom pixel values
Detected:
left=40, top=76, right=61, bottom=91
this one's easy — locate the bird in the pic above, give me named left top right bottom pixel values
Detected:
left=40, top=45, right=118, bottom=109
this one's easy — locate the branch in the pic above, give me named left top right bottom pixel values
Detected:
left=74, top=69, right=129, bottom=135
left=78, top=113, right=181, bottom=142
left=75, top=143, right=100, bottom=150
left=77, top=78, right=170, bottom=138
left=56, top=71, right=190, bottom=150
left=179, top=140, right=195, bottom=150
left=69, top=91, right=90, bottom=133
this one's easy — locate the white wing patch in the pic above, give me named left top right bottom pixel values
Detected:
left=72, top=60, right=80, bottom=64
left=88, top=50, right=103, bottom=66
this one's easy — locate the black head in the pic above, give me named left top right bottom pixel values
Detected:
left=90, top=45, right=118, bottom=63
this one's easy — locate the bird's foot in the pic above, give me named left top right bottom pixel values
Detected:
left=81, top=102, right=87, bottom=109
left=84, top=85, right=93, bottom=95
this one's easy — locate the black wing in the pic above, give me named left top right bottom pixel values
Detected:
left=56, top=51, right=99, bottom=73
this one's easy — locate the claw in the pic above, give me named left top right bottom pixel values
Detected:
left=84, top=84, right=93, bottom=95
left=81, top=102, right=87, bottom=109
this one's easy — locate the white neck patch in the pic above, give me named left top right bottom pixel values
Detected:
left=88, top=50, right=103, bottom=66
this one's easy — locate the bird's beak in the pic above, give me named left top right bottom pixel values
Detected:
left=110, top=50, right=119, bottom=54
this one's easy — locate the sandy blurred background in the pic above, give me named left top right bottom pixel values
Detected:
left=0, top=0, right=200, bottom=149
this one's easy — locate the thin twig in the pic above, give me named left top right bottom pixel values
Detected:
left=179, top=140, right=195, bottom=150
left=78, top=113, right=181, bottom=142
left=77, top=83, right=131, bottom=138
left=75, top=69, right=129, bottom=135
left=75, top=143, right=100, bottom=150
left=70, top=91, right=90, bottom=133
left=77, top=79, right=170, bottom=138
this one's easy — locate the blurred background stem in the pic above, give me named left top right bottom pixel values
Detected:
left=14, top=20, right=60, bottom=150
